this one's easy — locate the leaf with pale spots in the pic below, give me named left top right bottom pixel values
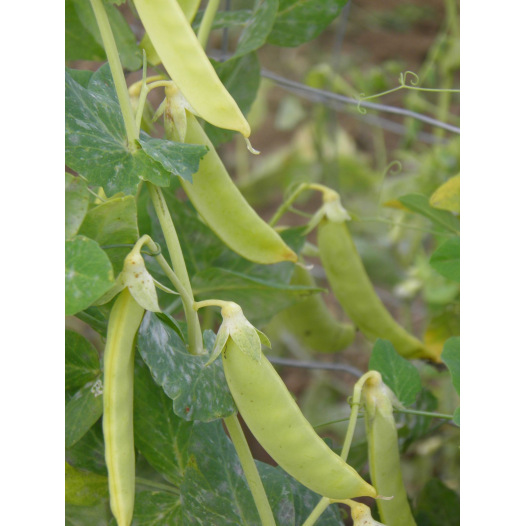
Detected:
left=65, top=64, right=206, bottom=195
left=137, top=312, right=236, bottom=421
left=65, top=236, right=115, bottom=316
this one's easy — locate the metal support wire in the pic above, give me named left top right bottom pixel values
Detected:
left=267, top=355, right=364, bottom=379
left=260, top=69, right=460, bottom=135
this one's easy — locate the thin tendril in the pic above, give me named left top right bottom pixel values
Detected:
left=357, top=70, right=459, bottom=115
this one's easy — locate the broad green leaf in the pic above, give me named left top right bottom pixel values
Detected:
left=424, top=307, right=460, bottom=360
left=65, top=65, right=204, bottom=196
left=134, top=357, right=193, bottom=486
left=442, top=337, right=460, bottom=395
left=65, top=330, right=101, bottom=391
left=234, top=0, right=279, bottom=58
left=65, top=236, right=114, bottom=316
left=429, top=174, right=460, bottom=214
left=181, top=421, right=262, bottom=524
left=453, top=407, right=460, bottom=426
left=204, top=53, right=261, bottom=146
left=369, top=339, right=422, bottom=407
left=71, top=0, right=142, bottom=70
left=78, top=195, right=139, bottom=273
left=398, top=388, right=439, bottom=452
left=65, top=462, right=108, bottom=506
left=131, top=491, right=182, bottom=525
left=192, top=267, right=321, bottom=326
left=414, top=478, right=460, bottom=526
left=139, top=134, right=208, bottom=183
left=65, top=378, right=104, bottom=448
left=65, top=501, right=111, bottom=526
left=398, top=194, right=460, bottom=234
left=65, top=0, right=105, bottom=62
left=66, top=174, right=90, bottom=240
left=137, top=313, right=236, bottom=421
left=66, top=423, right=107, bottom=476
left=192, top=9, right=252, bottom=32
left=267, top=0, right=348, bottom=47
left=430, top=237, right=460, bottom=283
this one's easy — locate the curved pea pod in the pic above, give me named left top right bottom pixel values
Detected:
left=133, top=0, right=250, bottom=137
left=179, top=113, right=297, bottom=264
left=103, top=289, right=145, bottom=526
left=364, top=375, right=417, bottom=526
left=269, top=264, right=355, bottom=352
left=222, top=342, right=376, bottom=500
left=317, top=217, right=439, bottom=362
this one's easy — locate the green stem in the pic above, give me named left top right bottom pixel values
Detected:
left=147, top=182, right=203, bottom=355
left=301, top=497, right=331, bottom=526
left=340, top=371, right=380, bottom=460
left=269, top=184, right=310, bottom=227
left=223, top=414, right=276, bottom=526
left=393, top=408, right=454, bottom=420
left=89, top=0, right=138, bottom=152
left=303, top=371, right=381, bottom=526
left=197, top=0, right=221, bottom=49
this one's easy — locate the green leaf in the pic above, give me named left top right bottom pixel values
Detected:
left=234, top=0, right=279, bottom=58
left=65, top=0, right=105, bottom=62
left=398, top=388, right=439, bottom=451
left=65, top=501, right=111, bottom=526
left=453, top=407, right=460, bottom=426
left=414, top=478, right=460, bottom=526
left=70, top=0, right=142, bottom=70
left=65, top=462, right=108, bottom=506
left=137, top=313, right=236, bottom=421
left=398, top=194, right=460, bottom=234
left=267, top=0, right=348, bottom=47
left=139, top=134, right=208, bottom=184
left=442, top=337, right=460, bottom=395
left=429, top=174, right=460, bottom=214
left=204, top=53, right=261, bottom=146
left=131, top=491, right=182, bottom=525
left=65, top=378, right=104, bottom=448
left=66, top=423, right=107, bottom=476
left=192, top=9, right=252, bottom=32
left=65, top=65, right=201, bottom=196
left=192, top=267, right=321, bottom=326
left=181, top=421, right=262, bottom=524
left=369, top=339, right=422, bottom=407
left=430, top=237, right=460, bottom=282
left=66, top=174, right=90, bottom=240
left=78, top=195, right=139, bottom=273
left=134, top=357, right=193, bottom=486
left=66, top=236, right=115, bottom=316
left=65, top=330, right=101, bottom=391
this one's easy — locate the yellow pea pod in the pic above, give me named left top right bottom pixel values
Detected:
left=222, top=339, right=377, bottom=500
left=133, top=0, right=251, bottom=137
left=317, top=218, right=439, bottom=362
left=103, top=289, right=145, bottom=526
left=269, top=265, right=355, bottom=352
left=179, top=113, right=297, bottom=264
left=364, top=374, right=417, bottom=526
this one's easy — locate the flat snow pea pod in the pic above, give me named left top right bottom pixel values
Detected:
left=313, top=192, right=439, bottom=362
left=103, top=288, right=145, bottom=526
left=133, top=0, right=251, bottom=137
left=269, top=264, right=355, bottom=353
left=364, top=374, right=417, bottom=526
left=179, top=112, right=298, bottom=264
left=206, top=301, right=376, bottom=500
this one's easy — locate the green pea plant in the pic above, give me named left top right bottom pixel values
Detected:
left=65, top=1, right=460, bottom=525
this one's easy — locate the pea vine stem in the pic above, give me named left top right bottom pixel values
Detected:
left=197, top=0, right=221, bottom=49
left=147, top=182, right=203, bottom=355
left=223, top=414, right=276, bottom=526
left=302, top=371, right=380, bottom=526
left=89, top=0, right=138, bottom=152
